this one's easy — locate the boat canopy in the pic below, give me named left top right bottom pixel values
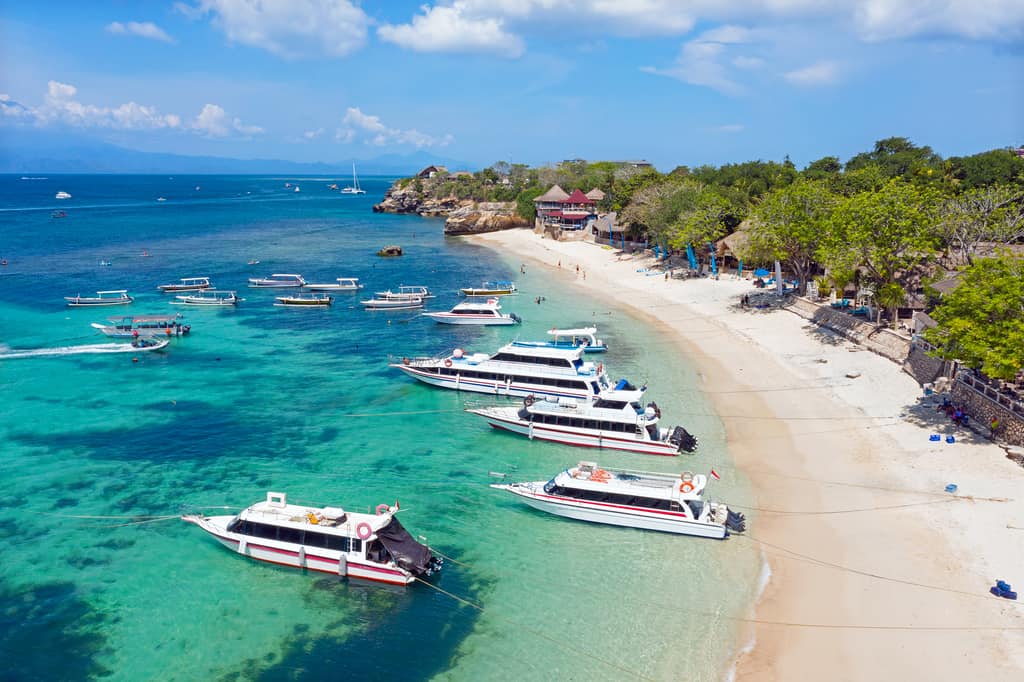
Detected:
left=548, top=327, right=597, bottom=337
left=375, top=517, right=434, bottom=575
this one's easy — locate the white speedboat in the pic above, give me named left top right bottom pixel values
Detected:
left=460, top=280, right=517, bottom=296
left=55, top=191, right=72, bottom=199
left=157, top=276, right=212, bottom=292
left=65, top=290, right=133, bottom=307
left=492, top=461, right=745, bottom=539
left=304, top=277, right=363, bottom=292
left=513, top=327, right=607, bottom=354
left=182, top=492, right=443, bottom=586
left=275, top=293, right=332, bottom=307
left=340, top=163, right=367, bottom=194
left=362, top=293, right=423, bottom=310
left=375, top=285, right=434, bottom=299
left=171, top=290, right=241, bottom=306
left=392, top=343, right=610, bottom=400
left=423, top=298, right=521, bottom=326
left=248, top=273, right=305, bottom=288
left=92, top=314, right=190, bottom=338
left=467, top=380, right=697, bottom=456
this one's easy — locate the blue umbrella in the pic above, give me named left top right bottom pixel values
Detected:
left=754, top=268, right=770, bottom=277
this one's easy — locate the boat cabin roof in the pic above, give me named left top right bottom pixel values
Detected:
left=270, top=273, right=303, bottom=278
left=179, top=276, right=209, bottom=282
left=453, top=299, right=501, bottom=311
left=240, top=492, right=392, bottom=534
left=97, top=290, right=129, bottom=295
left=548, top=327, right=597, bottom=338
left=482, top=280, right=514, bottom=287
left=495, top=342, right=584, bottom=361
left=108, top=314, right=180, bottom=323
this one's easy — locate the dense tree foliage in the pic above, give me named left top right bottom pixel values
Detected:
left=922, top=255, right=1024, bottom=380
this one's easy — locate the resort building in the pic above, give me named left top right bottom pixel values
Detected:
left=416, top=165, right=448, bottom=178
left=533, top=185, right=601, bottom=236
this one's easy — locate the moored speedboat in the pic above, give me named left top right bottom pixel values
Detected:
left=460, top=280, right=517, bottom=296
left=182, top=492, right=443, bottom=585
left=65, top=290, right=133, bottom=307
left=392, top=343, right=609, bottom=400
left=55, top=191, right=71, bottom=199
left=157, top=276, right=212, bottom=292
left=467, top=380, right=697, bottom=456
left=275, top=293, right=333, bottom=307
left=91, top=314, right=191, bottom=338
left=492, top=461, right=745, bottom=538
left=423, top=298, right=521, bottom=325
left=248, top=273, right=305, bottom=288
left=304, top=277, right=363, bottom=292
left=513, top=327, right=607, bottom=353
left=171, top=290, right=241, bottom=306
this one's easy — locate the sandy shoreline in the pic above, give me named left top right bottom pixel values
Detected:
left=474, top=229, right=1024, bottom=681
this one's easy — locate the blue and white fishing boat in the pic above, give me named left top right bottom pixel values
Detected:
left=65, top=290, right=133, bottom=307
left=248, top=273, right=305, bottom=288
left=305, top=277, right=363, bottom=292
left=513, top=327, right=607, bottom=353
left=157, top=276, right=211, bottom=292
left=171, top=290, right=241, bottom=306
left=91, top=314, right=191, bottom=338
left=391, top=343, right=610, bottom=400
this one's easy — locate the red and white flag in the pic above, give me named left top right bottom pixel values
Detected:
left=710, top=469, right=721, bottom=481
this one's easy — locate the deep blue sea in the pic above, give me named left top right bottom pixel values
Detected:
left=0, top=174, right=758, bottom=681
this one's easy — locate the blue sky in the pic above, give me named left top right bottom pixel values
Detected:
left=1, top=1, right=1022, bottom=169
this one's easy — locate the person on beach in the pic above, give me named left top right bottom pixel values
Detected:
left=520, top=264, right=526, bottom=274
left=664, top=272, right=669, bottom=282
left=582, top=270, right=586, bottom=280
left=990, top=417, right=1000, bottom=440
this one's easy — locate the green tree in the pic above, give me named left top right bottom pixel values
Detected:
left=923, top=255, right=1024, bottom=380
left=515, top=185, right=547, bottom=221
left=745, top=179, right=836, bottom=294
left=668, top=190, right=735, bottom=249
left=620, top=180, right=698, bottom=245
left=803, top=156, right=842, bottom=181
left=845, top=137, right=943, bottom=182
left=937, top=185, right=1024, bottom=266
left=825, top=179, right=942, bottom=326
left=946, top=148, right=1024, bottom=190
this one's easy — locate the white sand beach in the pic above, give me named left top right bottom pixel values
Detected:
left=475, top=228, right=1024, bottom=681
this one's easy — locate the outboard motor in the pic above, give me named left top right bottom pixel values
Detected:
left=726, top=510, right=746, bottom=534
left=668, top=426, right=698, bottom=453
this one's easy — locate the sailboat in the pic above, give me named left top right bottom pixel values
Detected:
left=340, top=163, right=367, bottom=195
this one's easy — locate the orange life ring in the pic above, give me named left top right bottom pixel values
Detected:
left=444, top=358, right=453, bottom=368
left=376, top=503, right=390, bottom=515
left=403, top=357, right=410, bottom=366
left=679, top=481, right=695, bottom=494
left=356, top=522, right=372, bottom=540
left=524, top=394, right=535, bottom=407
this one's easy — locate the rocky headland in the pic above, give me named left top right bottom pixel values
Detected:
left=373, top=178, right=529, bottom=235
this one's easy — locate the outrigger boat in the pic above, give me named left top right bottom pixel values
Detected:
left=248, top=273, right=305, bottom=288
left=513, top=327, right=607, bottom=354
left=182, top=492, right=443, bottom=586
left=375, top=285, right=434, bottom=299
left=157, top=276, right=212, bottom=292
left=171, top=290, right=241, bottom=306
left=491, top=461, right=745, bottom=539
left=362, top=294, right=424, bottom=310
left=392, top=343, right=610, bottom=400
left=467, top=379, right=697, bottom=456
left=304, top=277, right=363, bottom=292
left=275, top=293, right=333, bottom=307
left=460, top=280, right=517, bottom=296
left=423, top=298, right=521, bottom=326
left=91, top=314, right=191, bottom=338
left=65, top=290, right=133, bottom=307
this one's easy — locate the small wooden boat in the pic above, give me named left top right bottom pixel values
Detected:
left=65, top=290, right=133, bottom=307
left=157, top=277, right=212, bottom=292
left=305, top=277, right=363, bottom=292
left=172, top=290, right=241, bottom=306
left=460, top=280, right=517, bottom=296
left=275, top=293, right=333, bottom=307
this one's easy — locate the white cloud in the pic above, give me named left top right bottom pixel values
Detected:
left=709, top=124, right=745, bottom=133
left=336, top=107, right=453, bottom=148
left=732, top=56, right=764, bottom=69
left=180, top=0, right=369, bottom=58
left=641, top=25, right=753, bottom=96
left=852, top=0, right=1024, bottom=41
left=378, top=4, right=524, bottom=57
left=3, top=82, right=261, bottom=138
left=192, top=103, right=263, bottom=137
left=105, top=21, right=175, bottom=43
left=783, top=60, right=840, bottom=85
left=303, top=128, right=324, bottom=140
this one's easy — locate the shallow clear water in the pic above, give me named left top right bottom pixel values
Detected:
left=0, top=174, right=759, bottom=681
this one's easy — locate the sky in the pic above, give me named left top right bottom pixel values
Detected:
left=1, top=1, right=1022, bottom=170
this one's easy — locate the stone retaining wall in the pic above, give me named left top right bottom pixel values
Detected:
left=785, top=297, right=912, bottom=364
left=952, top=373, right=1024, bottom=447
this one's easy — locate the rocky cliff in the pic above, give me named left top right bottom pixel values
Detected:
left=373, top=180, right=528, bottom=234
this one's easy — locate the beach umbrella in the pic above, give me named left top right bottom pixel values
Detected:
left=708, top=243, right=717, bottom=275
left=737, top=259, right=744, bottom=278
left=753, top=268, right=770, bottom=278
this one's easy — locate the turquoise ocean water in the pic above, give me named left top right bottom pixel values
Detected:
left=0, top=175, right=758, bottom=681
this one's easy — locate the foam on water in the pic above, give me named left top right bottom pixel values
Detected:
left=0, top=174, right=761, bottom=680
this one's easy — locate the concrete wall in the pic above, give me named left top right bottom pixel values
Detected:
left=785, top=297, right=912, bottom=364
left=904, top=342, right=951, bottom=385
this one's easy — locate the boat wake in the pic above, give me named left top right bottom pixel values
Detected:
left=0, top=342, right=151, bottom=360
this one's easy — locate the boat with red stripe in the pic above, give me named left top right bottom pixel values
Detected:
left=183, top=492, right=442, bottom=585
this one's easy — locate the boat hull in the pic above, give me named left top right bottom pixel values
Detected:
left=363, top=300, right=423, bottom=310
left=305, top=285, right=361, bottom=292
left=65, top=298, right=133, bottom=307
left=423, top=313, right=518, bottom=325
left=184, top=516, right=414, bottom=585
left=248, top=282, right=303, bottom=288
left=460, top=289, right=515, bottom=296
left=497, top=486, right=726, bottom=538
left=470, top=408, right=679, bottom=456
left=392, top=364, right=592, bottom=400
left=158, top=285, right=210, bottom=292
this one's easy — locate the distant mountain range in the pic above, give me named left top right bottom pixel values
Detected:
left=0, top=131, right=472, bottom=175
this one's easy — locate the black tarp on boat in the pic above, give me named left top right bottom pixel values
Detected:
left=376, top=517, right=434, bottom=575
